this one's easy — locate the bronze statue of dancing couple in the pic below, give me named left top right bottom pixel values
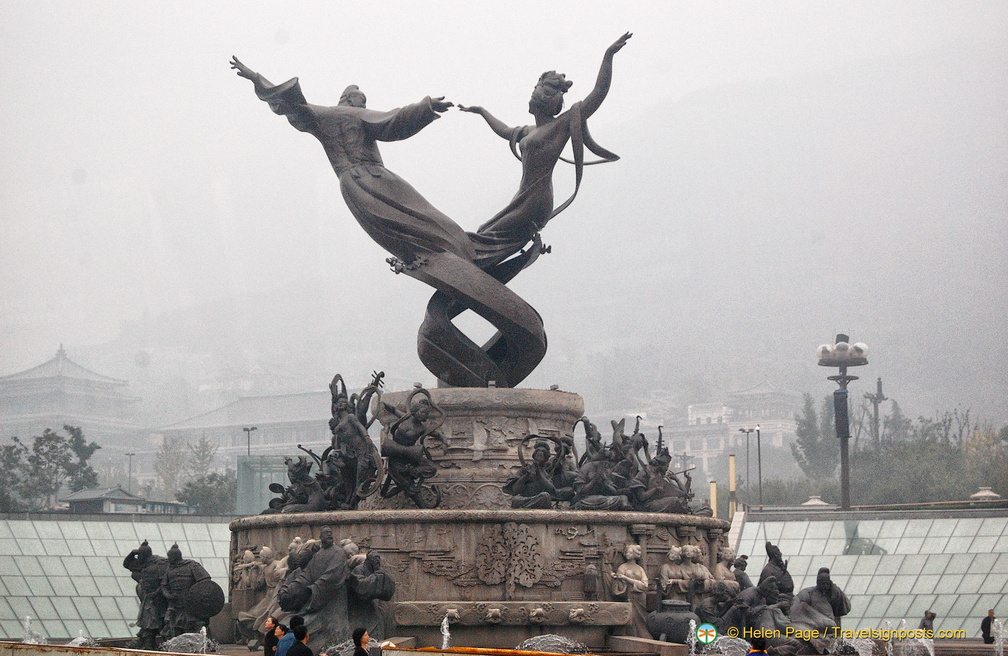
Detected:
left=232, top=32, right=630, bottom=388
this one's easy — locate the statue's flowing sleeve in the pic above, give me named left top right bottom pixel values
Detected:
left=253, top=75, right=318, bottom=134
left=361, top=97, right=440, bottom=142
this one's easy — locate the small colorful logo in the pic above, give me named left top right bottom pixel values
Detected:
left=696, top=623, right=718, bottom=644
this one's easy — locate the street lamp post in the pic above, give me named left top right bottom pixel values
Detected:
left=728, top=454, right=737, bottom=520
left=126, top=452, right=135, bottom=494
left=864, top=378, right=887, bottom=448
left=755, top=424, right=763, bottom=508
left=738, top=427, right=755, bottom=503
left=818, top=333, right=869, bottom=510
left=243, top=426, right=258, bottom=456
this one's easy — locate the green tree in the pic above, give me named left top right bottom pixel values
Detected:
left=882, top=400, right=912, bottom=442
left=64, top=425, right=101, bottom=492
left=0, top=439, right=28, bottom=512
left=790, top=394, right=839, bottom=480
left=184, top=435, right=218, bottom=483
left=851, top=438, right=973, bottom=505
left=752, top=477, right=841, bottom=507
left=966, top=425, right=1008, bottom=498
left=22, top=428, right=73, bottom=510
left=176, top=470, right=237, bottom=515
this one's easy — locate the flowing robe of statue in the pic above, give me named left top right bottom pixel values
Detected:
left=611, top=556, right=650, bottom=638
left=628, top=464, right=690, bottom=514
left=759, top=543, right=795, bottom=599
left=278, top=540, right=349, bottom=653
left=790, top=582, right=851, bottom=653
left=251, top=77, right=476, bottom=266
left=236, top=549, right=286, bottom=633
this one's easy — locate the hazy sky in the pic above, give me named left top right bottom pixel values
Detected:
left=2, top=2, right=1006, bottom=423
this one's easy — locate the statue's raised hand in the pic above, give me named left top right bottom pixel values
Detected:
left=430, top=96, right=454, bottom=113
left=457, top=104, right=483, bottom=114
left=606, top=32, right=632, bottom=56
left=230, top=56, right=256, bottom=81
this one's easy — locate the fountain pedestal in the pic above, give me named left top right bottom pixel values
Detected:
left=367, top=387, right=585, bottom=510
left=229, top=389, right=731, bottom=649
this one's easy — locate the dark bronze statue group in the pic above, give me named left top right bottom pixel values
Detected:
left=644, top=541, right=851, bottom=655
left=504, top=416, right=712, bottom=515
left=122, top=541, right=225, bottom=651
left=266, top=372, right=445, bottom=512
left=232, top=33, right=631, bottom=390
left=262, top=371, right=717, bottom=515
left=232, top=527, right=396, bottom=653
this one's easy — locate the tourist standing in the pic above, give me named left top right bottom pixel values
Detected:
left=288, top=625, right=312, bottom=656
left=263, top=617, right=279, bottom=656
left=981, top=609, right=996, bottom=644
left=274, top=624, right=292, bottom=656
left=918, top=610, right=935, bottom=633
left=353, top=628, right=370, bottom=656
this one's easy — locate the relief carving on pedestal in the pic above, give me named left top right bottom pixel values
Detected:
left=475, top=522, right=543, bottom=598
left=439, top=482, right=509, bottom=510
left=555, top=526, right=597, bottom=542
left=420, top=553, right=479, bottom=587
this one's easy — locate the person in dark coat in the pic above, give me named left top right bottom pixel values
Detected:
left=263, top=616, right=279, bottom=656
left=981, top=609, right=996, bottom=644
left=288, top=625, right=312, bottom=656
left=353, top=627, right=370, bottom=656
left=918, top=610, right=935, bottom=633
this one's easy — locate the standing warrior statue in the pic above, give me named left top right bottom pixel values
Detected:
left=123, top=540, right=168, bottom=650
left=159, top=543, right=218, bottom=640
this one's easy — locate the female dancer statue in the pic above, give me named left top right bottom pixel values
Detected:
left=231, top=33, right=630, bottom=388
left=461, top=31, right=630, bottom=268
left=229, top=57, right=474, bottom=266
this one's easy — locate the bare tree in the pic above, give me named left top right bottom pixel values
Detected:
left=153, top=436, right=188, bottom=501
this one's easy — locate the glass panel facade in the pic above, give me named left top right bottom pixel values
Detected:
left=737, top=511, right=1008, bottom=637
left=0, top=517, right=231, bottom=640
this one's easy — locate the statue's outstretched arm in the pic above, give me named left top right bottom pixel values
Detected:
left=230, top=56, right=275, bottom=94
left=459, top=105, right=521, bottom=141
left=581, top=32, right=632, bottom=119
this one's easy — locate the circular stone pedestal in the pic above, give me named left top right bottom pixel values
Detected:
left=366, top=387, right=584, bottom=510
left=230, top=509, right=730, bottom=649
left=230, top=387, right=731, bottom=649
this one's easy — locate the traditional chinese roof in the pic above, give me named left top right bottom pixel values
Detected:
left=60, top=485, right=145, bottom=503
left=158, top=391, right=331, bottom=431
left=0, top=346, right=127, bottom=386
left=729, top=379, right=796, bottom=397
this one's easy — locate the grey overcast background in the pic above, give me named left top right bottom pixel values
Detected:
left=2, top=1, right=1006, bottom=428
